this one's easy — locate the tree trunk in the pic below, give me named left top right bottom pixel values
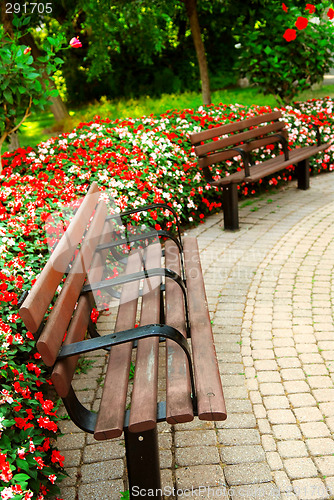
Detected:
left=9, top=132, right=20, bottom=151
left=20, top=33, right=70, bottom=122
left=183, top=0, right=211, bottom=105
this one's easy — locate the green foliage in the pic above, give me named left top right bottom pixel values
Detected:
left=0, top=16, right=66, bottom=170
left=236, top=1, right=334, bottom=105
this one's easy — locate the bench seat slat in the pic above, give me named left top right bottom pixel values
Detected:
left=212, top=143, right=331, bottom=186
left=190, top=111, right=282, bottom=145
left=128, top=243, right=162, bottom=433
left=94, top=250, right=143, bottom=440
left=37, top=201, right=108, bottom=366
left=19, top=182, right=100, bottom=333
left=165, top=240, right=193, bottom=424
left=183, top=238, right=227, bottom=421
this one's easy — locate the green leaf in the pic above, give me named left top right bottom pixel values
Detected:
left=264, top=46, right=272, bottom=55
left=13, top=473, right=30, bottom=482
left=4, top=88, right=13, bottom=104
left=47, top=37, right=56, bottom=46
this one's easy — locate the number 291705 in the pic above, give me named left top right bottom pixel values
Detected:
left=6, top=3, right=52, bottom=14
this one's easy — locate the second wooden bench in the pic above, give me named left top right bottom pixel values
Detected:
left=190, top=110, right=331, bottom=230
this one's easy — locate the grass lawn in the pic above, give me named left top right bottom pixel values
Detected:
left=9, top=82, right=334, bottom=151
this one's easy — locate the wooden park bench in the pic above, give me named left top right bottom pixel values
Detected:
left=190, top=110, right=331, bottom=230
left=18, top=182, right=226, bottom=498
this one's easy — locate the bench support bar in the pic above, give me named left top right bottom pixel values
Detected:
left=296, top=159, right=310, bottom=190
left=222, top=184, right=239, bottom=230
left=125, top=427, right=162, bottom=499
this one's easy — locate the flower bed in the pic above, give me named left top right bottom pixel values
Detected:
left=1, top=98, right=334, bottom=499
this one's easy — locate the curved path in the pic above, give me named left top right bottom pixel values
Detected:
left=53, top=172, right=334, bottom=500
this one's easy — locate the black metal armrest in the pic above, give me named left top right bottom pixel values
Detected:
left=230, top=147, right=252, bottom=177
left=107, top=203, right=183, bottom=251
left=310, top=123, right=321, bottom=147
left=273, top=134, right=290, bottom=161
left=59, top=323, right=196, bottom=434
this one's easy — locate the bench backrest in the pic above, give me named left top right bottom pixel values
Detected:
left=190, top=111, right=287, bottom=169
left=19, top=182, right=104, bottom=365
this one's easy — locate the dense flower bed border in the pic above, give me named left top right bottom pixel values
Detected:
left=1, top=98, right=334, bottom=499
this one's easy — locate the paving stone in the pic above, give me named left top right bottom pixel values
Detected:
left=227, top=482, right=281, bottom=499
left=314, top=456, right=334, bottom=476
left=288, top=393, right=317, bottom=407
left=217, top=428, right=260, bottom=446
left=267, top=409, right=296, bottom=424
left=175, top=464, right=226, bottom=490
left=78, top=479, right=124, bottom=500
left=305, top=438, right=334, bottom=455
left=291, top=478, right=329, bottom=499
left=175, top=446, right=220, bottom=466
left=83, top=440, right=125, bottom=463
left=272, top=424, right=302, bottom=440
left=220, top=445, right=265, bottom=464
left=223, top=462, right=272, bottom=486
left=277, top=440, right=308, bottom=458
left=284, top=458, right=318, bottom=480
left=300, top=421, right=330, bottom=438
left=293, top=407, right=323, bottom=423
left=175, top=430, right=217, bottom=448
left=263, top=395, right=290, bottom=410
left=266, top=451, right=283, bottom=471
left=80, top=459, right=124, bottom=482
left=215, top=412, right=256, bottom=429
left=261, top=435, right=276, bottom=452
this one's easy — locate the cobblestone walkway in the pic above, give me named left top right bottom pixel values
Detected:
left=54, top=172, right=334, bottom=500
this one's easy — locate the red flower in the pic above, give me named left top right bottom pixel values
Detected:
left=282, top=3, right=288, bottom=12
left=283, top=28, right=296, bottom=42
left=69, top=37, right=82, bottom=48
left=295, top=17, right=308, bottom=30
left=305, top=4, right=315, bottom=14
left=328, top=8, right=334, bottom=20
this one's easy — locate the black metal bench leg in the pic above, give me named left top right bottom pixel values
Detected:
left=222, top=184, right=239, bottom=230
left=125, top=427, right=162, bottom=499
left=296, top=158, right=310, bottom=190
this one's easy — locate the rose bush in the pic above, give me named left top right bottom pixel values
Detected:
left=237, top=2, right=334, bottom=105
left=1, top=97, right=334, bottom=499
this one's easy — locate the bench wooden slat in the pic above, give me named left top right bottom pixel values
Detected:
left=190, top=111, right=282, bottom=145
left=183, top=238, right=227, bottom=421
left=128, top=243, right=162, bottom=433
left=212, top=142, right=331, bottom=186
left=51, top=219, right=114, bottom=398
left=165, top=240, right=193, bottom=424
left=94, top=250, right=143, bottom=440
left=198, top=132, right=288, bottom=169
left=195, top=121, right=285, bottom=157
left=36, top=201, right=108, bottom=366
left=19, top=182, right=100, bottom=333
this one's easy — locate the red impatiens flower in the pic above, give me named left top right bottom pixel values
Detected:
left=305, top=4, right=315, bottom=14
left=283, top=28, right=297, bottom=42
left=282, top=3, right=288, bottom=12
left=328, top=7, right=334, bottom=20
left=295, top=17, right=308, bottom=30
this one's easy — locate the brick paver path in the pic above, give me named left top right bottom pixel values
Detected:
left=53, top=172, right=334, bottom=500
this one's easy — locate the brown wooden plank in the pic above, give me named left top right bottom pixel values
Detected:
left=19, top=182, right=100, bottom=333
left=190, top=111, right=282, bottom=145
left=195, top=121, right=285, bottom=157
left=165, top=240, right=193, bottom=424
left=183, top=237, right=227, bottom=421
left=37, top=201, right=108, bottom=366
left=94, top=249, right=143, bottom=440
left=51, top=219, right=114, bottom=398
left=245, top=143, right=331, bottom=183
left=128, top=243, right=162, bottom=433
left=198, top=132, right=288, bottom=169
